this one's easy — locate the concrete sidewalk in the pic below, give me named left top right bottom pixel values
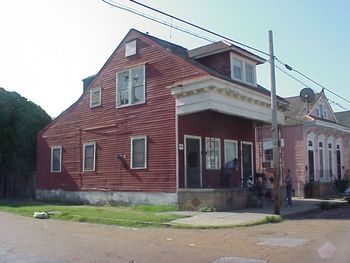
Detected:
left=170, top=198, right=347, bottom=227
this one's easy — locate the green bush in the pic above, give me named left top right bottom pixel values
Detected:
left=264, top=215, right=283, bottom=223
left=334, top=180, right=350, bottom=193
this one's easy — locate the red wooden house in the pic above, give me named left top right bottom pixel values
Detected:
left=37, top=29, right=286, bottom=210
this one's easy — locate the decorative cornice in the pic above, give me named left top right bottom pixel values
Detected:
left=170, top=77, right=276, bottom=111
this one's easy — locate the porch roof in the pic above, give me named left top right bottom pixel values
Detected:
left=169, top=75, right=286, bottom=124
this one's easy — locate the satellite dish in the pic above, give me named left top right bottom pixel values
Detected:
left=299, top=88, right=315, bottom=103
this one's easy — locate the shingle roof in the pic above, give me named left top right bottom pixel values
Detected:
left=143, top=30, right=286, bottom=104
left=335, top=111, right=350, bottom=128
left=284, top=92, right=326, bottom=125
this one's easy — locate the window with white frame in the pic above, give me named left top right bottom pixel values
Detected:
left=205, top=137, right=220, bottom=170
left=316, top=104, right=326, bottom=119
left=308, top=140, right=313, bottom=147
left=230, top=54, right=256, bottom=86
left=83, top=142, right=96, bottom=172
left=224, top=139, right=237, bottom=163
left=245, top=63, right=255, bottom=84
left=264, top=149, right=273, bottom=162
left=51, top=146, right=62, bottom=172
left=131, top=136, right=147, bottom=169
left=125, top=40, right=137, bottom=57
left=231, top=57, right=242, bottom=81
left=263, top=139, right=273, bottom=163
left=90, top=87, right=101, bottom=108
left=319, top=141, right=324, bottom=178
left=117, top=65, right=145, bottom=107
left=328, top=142, right=334, bottom=179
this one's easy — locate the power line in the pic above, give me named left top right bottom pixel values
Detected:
left=128, top=0, right=350, bottom=107
left=102, top=0, right=216, bottom=43
left=102, top=0, right=350, bottom=111
left=128, top=0, right=270, bottom=57
left=275, top=58, right=350, bottom=106
left=274, top=64, right=349, bottom=111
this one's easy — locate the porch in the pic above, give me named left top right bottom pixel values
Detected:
left=169, top=75, right=287, bottom=209
left=178, top=187, right=287, bottom=211
left=178, top=188, right=253, bottom=211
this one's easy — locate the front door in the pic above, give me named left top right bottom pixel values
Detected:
left=241, top=142, right=253, bottom=188
left=185, top=136, right=202, bottom=188
left=308, top=150, right=315, bottom=182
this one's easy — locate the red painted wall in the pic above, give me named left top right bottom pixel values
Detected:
left=37, top=29, right=207, bottom=193
left=196, top=51, right=231, bottom=78
left=178, top=111, right=256, bottom=188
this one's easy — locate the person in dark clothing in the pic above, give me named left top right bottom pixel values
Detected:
left=220, top=158, right=239, bottom=187
left=285, top=168, right=293, bottom=206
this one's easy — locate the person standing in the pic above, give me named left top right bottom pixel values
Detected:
left=285, top=168, right=293, bottom=206
left=220, top=158, right=239, bottom=187
left=265, top=177, right=274, bottom=200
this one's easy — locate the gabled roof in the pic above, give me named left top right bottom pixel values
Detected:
left=335, top=111, right=350, bottom=128
left=284, top=91, right=336, bottom=125
left=188, top=41, right=266, bottom=64
left=40, top=28, right=287, bottom=134
left=144, top=30, right=286, bottom=105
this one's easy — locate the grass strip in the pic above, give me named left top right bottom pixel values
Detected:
left=0, top=200, right=184, bottom=228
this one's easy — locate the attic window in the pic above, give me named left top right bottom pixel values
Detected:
left=125, top=40, right=137, bottom=57
left=316, top=104, right=326, bottom=119
left=90, top=87, right=101, bottom=108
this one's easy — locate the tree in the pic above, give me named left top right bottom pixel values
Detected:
left=0, top=87, right=51, bottom=197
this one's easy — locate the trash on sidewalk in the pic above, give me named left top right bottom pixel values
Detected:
left=33, top=212, right=49, bottom=219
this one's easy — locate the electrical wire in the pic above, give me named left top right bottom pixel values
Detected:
left=275, top=57, right=350, bottom=105
left=102, top=0, right=216, bottom=43
left=102, top=0, right=350, bottom=112
left=275, top=63, right=349, bottom=111
left=128, top=0, right=270, bottom=57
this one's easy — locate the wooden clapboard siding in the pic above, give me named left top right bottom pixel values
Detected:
left=178, top=111, right=255, bottom=188
left=196, top=51, right=231, bottom=79
left=37, top=29, right=208, bottom=193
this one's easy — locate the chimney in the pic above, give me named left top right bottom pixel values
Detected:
left=82, top=75, right=96, bottom=93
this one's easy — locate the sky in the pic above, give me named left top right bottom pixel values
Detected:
left=1, top=0, right=350, bottom=117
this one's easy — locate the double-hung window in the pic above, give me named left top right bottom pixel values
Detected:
left=131, top=136, right=147, bottom=169
left=231, top=58, right=243, bottom=81
left=83, top=142, right=96, bottom=172
left=117, top=65, right=145, bottom=107
left=205, top=137, right=221, bottom=170
left=319, top=141, right=324, bottom=178
left=51, top=146, right=62, bottom=172
left=224, top=139, right=237, bottom=163
left=90, top=87, right=101, bottom=108
left=230, top=54, right=256, bottom=86
left=245, top=63, right=255, bottom=84
left=264, top=149, right=273, bottom=162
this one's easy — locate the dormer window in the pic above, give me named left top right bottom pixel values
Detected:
left=245, top=63, right=254, bottom=84
left=232, top=57, right=242, bottom=81
left=230, top=53, right=256, bottom=86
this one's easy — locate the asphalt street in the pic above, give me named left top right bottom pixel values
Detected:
left=0, top=204, right=349, bottom=263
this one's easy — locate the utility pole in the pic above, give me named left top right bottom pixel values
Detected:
left=269, top=30, right=281, bottom=215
